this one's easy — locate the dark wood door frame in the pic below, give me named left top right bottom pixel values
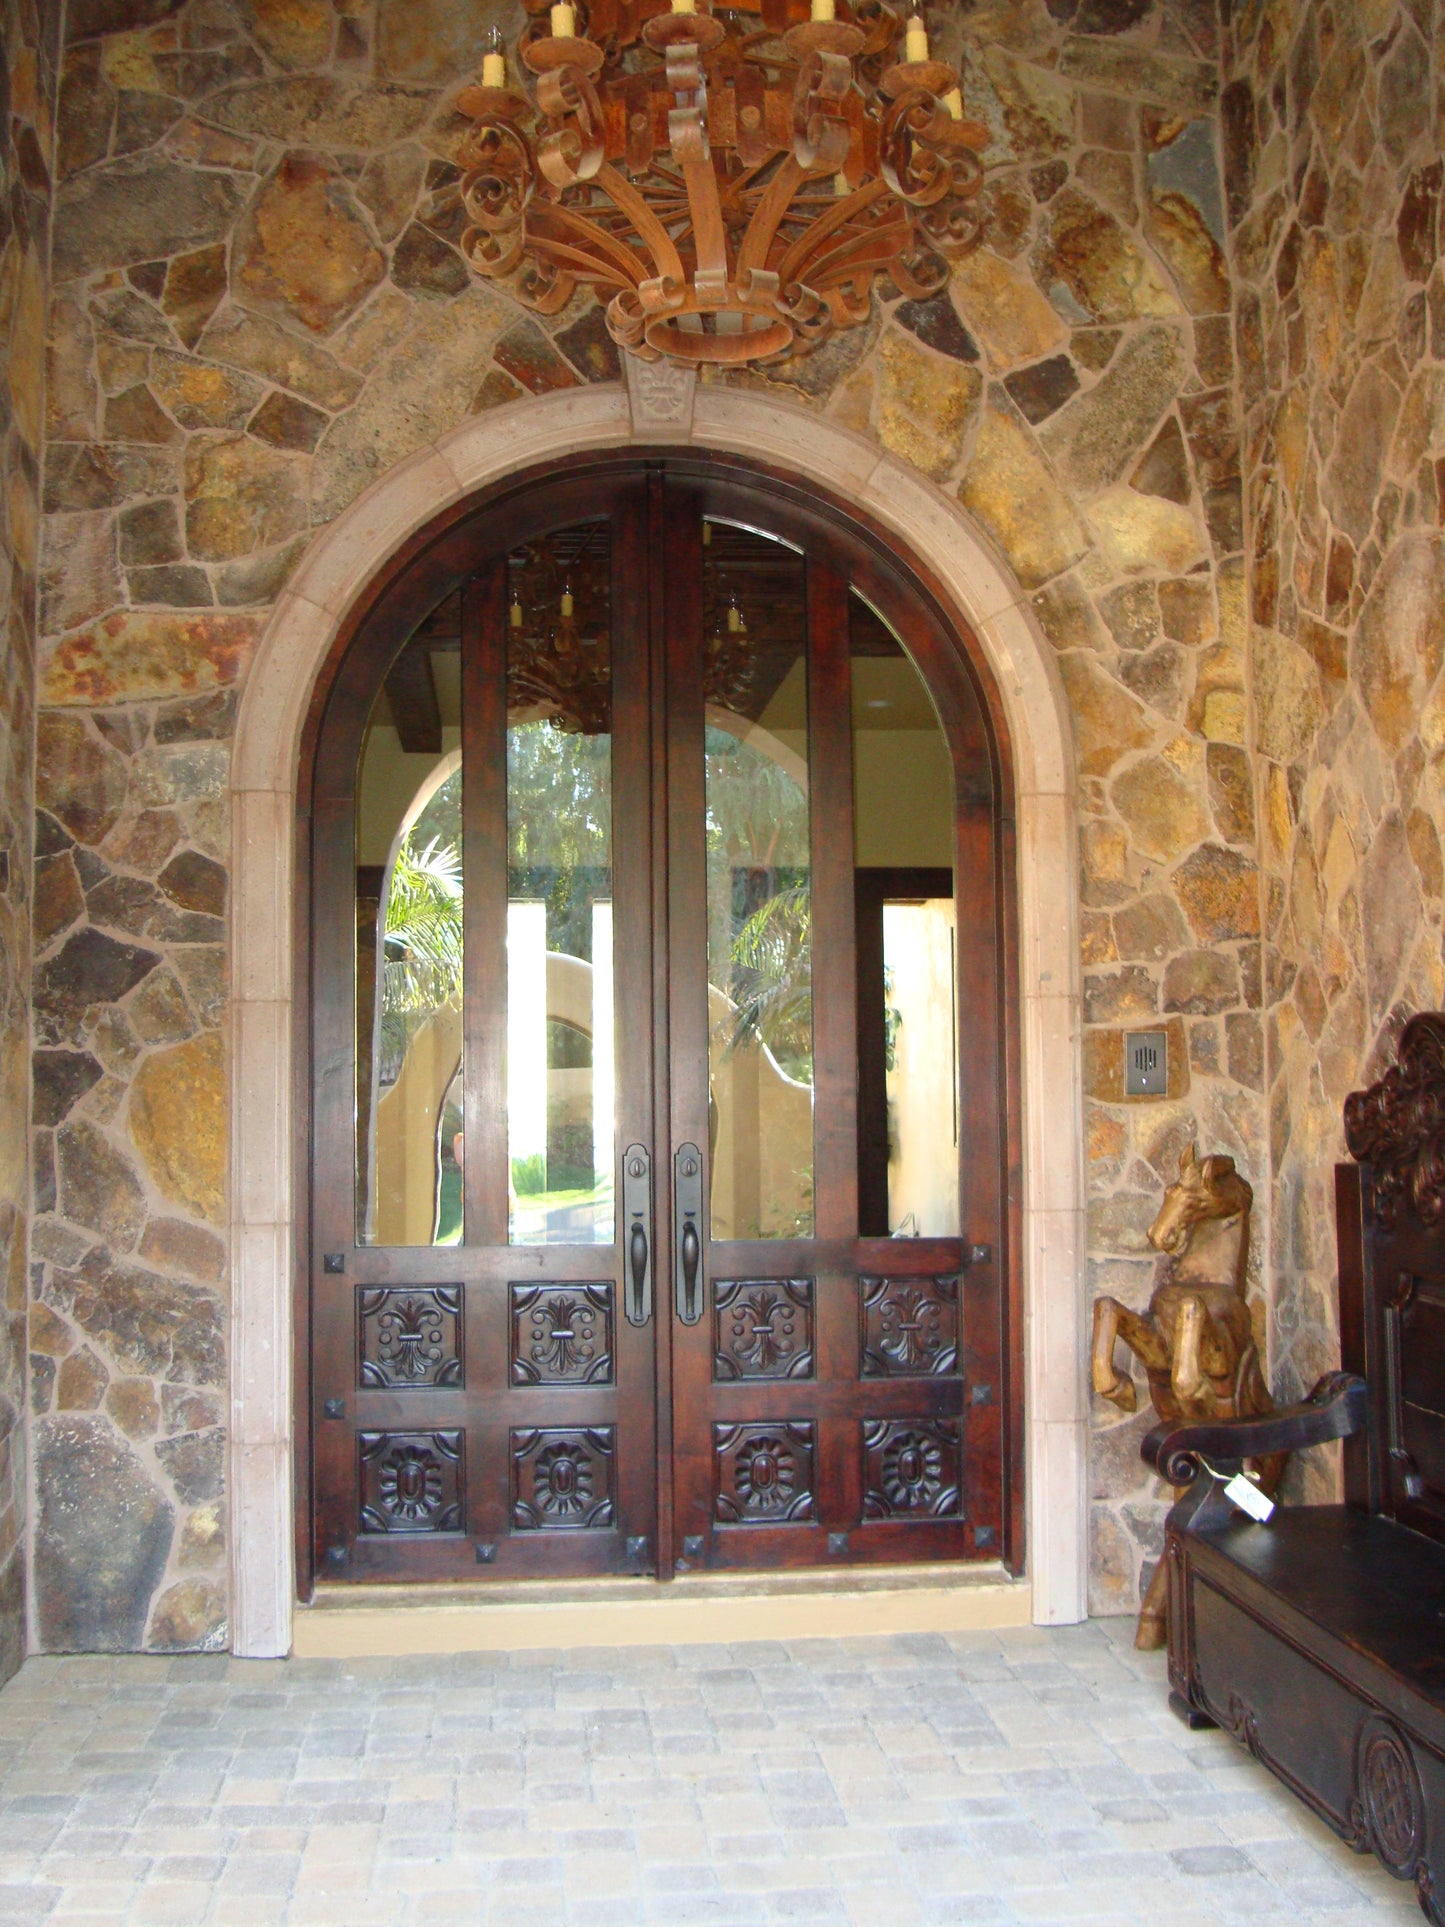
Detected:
left=292, top=451, right=1024, bottom=1602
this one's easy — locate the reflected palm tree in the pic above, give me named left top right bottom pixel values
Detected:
left=726, top=882, right=812, bottom=1084
left=380, top=838, right=463, bottom=1073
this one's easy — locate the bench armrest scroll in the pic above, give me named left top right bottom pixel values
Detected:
left=1142, top=1371, right=1368, bottom=1485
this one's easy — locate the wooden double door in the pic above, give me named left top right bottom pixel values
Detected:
left=307, top=461, right=1015, bottom=1587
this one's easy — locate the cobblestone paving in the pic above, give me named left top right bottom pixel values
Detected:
left=0, top=1621, right=1421, bottom=1924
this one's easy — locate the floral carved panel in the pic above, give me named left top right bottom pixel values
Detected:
left=510, top=1426, right=616, bottom=1530
left=358, top=1430, right=464, bottom=1534
left=714, top=1421, right=816, bottom=1525
left=861, top=1418, right=963, bottom=1519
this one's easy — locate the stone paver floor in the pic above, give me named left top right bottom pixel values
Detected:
left=0, top=1619, right=1423, bottom=1925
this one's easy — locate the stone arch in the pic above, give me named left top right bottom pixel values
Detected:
left=228, top=383, right=1085, bottom=1655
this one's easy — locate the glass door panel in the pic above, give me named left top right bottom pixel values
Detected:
left=851, top=594, right=960, bottom=1240
left=701, top=522, right=813, bottom=1240
left=505, top=524, right=615, bottom=1246
left=354, top=613, right=463, bottom=1248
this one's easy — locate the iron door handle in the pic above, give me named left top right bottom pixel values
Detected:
left=622, top=1144, right=652, bottom=1326
left=675, top=1142, right=703, bottom=1325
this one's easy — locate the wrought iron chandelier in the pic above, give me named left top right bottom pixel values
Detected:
left=509, top=580, right=613, bottom=734
left=457, top=0, right=986, bottom=367
left=507, top=564, right=756, bottom=733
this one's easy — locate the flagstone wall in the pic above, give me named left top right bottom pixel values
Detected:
left=1221, top=0, right=1445, bottom=1489
left=0, top=0, right=57, bottom=1688
left=27, top=0, right=1265, bottom=1646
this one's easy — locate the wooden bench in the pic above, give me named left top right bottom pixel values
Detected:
left=1144, top=1013, right=1445, bottom=1923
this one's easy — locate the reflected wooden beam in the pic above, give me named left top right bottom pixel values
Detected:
left=385, top=644, right=442, bottom=754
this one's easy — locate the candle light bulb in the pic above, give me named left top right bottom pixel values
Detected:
left=905, top=11, right=928, bottom=60
left=811, top=0, right=835, bottom=18
left=482, top=25, right=506, bottom=87
left=561, top=586, right=575, bottom=619
left=835, top=170, right=850, bottom=197
left=550, top=1, right=575, bottom=37
left=671, top=0, right=696, bottom=12
left=943, top=85, right=963, bottom=119
left=727, top=603, right=744, bottom=634
left=510, top=598, right=523, bottom=629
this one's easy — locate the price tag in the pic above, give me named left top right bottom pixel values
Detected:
left=1223, top=1472, right=1275, bottom=1522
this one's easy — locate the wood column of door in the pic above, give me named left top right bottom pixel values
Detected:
left=306, top=463, right=1011, bottom=1587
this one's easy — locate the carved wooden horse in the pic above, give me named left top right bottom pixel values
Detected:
left=1091, top=1144, right=1283, bottom=1648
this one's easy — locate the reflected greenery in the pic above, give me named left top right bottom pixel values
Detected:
left=727, top=883, right=812, bottom=1083
left=705, top=725, right=813, bottom=1084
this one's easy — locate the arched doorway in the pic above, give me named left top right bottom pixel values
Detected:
left=303, top=453, right=1019, bottom=1588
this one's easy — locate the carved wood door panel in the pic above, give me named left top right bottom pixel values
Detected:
left=306, top=462, right=1013, bottom=1588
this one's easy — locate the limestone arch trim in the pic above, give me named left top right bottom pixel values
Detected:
left=229, top=384, right=1085, bottom=1656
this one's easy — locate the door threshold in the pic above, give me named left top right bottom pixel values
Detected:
left=293, top=1564, right=1032, bottom=1657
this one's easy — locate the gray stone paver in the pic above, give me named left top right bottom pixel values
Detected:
left=0, top=1622, right=1426, bottom=1924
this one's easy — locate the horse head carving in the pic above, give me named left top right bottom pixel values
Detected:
left=1147, top=1144, right=1252, bottom=1271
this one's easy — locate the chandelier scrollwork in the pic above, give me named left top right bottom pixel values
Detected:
left=457, top=0, right=986, bottom=367
left=506, top=533, right=759, bottom=733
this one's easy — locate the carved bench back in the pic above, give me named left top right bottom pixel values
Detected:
left=1337, top=1012, right=1445, bottom=1547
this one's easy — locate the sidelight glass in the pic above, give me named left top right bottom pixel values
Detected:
left=703, top=521, right=814, bottom=1240
left=506, top=523, right=615, bottom=1246
left=851, top=593, right=959, bottom=1237
left=355, top=596, right=465, bottom=1246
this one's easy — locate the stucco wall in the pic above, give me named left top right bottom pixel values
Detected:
left=0, top=0, right=56, bottom=1688
left=1223, top=0, right=1445, bottom=1488
left=28, top=0, right=1265, bottom=1647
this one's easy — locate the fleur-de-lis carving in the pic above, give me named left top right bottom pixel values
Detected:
left=860, top=1274, right=959, bottom=1378
left=879, top=1285, right=942, bottom=1369
left=511, top=1284, right=614, bottom=1386
left=377, top=1296, right=445, bottom=1378
left=359, top=1288, right=462, bottom=1390
left=529, top=1294, right=596, bottom=1377
left=714, top=1280, right=813, bottom=1381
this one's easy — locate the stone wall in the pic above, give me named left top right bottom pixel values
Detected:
left=0, top=0, right=56, bottom=1688
left=1222, top=0, right=1445, bottom=1483
left=30, top=0, right=1262, bottom=1645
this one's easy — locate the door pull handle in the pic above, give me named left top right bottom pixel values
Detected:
left=622, top=1144, right=652, bottom=1327
left=675, top=1143, right=703, bottom=1325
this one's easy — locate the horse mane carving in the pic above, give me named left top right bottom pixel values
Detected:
left=1343, top=1012, right=1445, bottom=1230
